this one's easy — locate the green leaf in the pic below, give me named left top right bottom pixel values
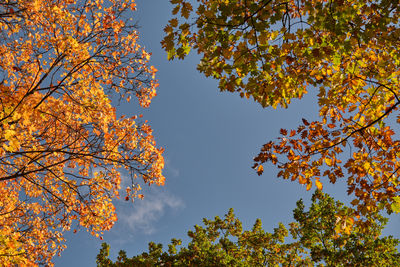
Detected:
left=391, top=196, right=400, bottom=213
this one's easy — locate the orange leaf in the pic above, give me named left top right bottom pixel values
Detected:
left=306, top=181, right=312, bottom=191
left=257, top=165, right=264, bottom=175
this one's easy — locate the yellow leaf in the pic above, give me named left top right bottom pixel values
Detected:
left=315, top=178, right=323, bottom=190
left=324, top=158, right=332, bottom=166
left=4, top=129, right=15, bottom=140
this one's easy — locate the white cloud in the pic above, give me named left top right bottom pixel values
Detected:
left=164, top=156, right=180, bottom=177
left=116, top=189, right=184, bottom=235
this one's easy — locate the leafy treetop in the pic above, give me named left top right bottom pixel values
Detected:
left=96, top=191, right=400, bottom=266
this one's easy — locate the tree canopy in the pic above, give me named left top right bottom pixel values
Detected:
left=96, top=191, right=400, bottom=266
left=0, top=0, right=164, bottom=265
left=162, top=0, right=400, bottom=216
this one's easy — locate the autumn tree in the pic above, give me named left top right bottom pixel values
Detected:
left=0, top=0, right=164, bottom=265
left=96, top=191, right=400, bottom=266
left=162, top=0, right=400, bottom=216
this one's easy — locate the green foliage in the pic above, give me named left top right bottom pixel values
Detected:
left=96, top=192, right=400, bottom=266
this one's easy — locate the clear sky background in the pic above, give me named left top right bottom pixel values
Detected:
left=54, top=1, right=400, bottom=265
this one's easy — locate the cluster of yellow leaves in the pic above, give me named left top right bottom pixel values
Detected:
left=163, top=0, right=400, bottom=223
left=0, top=0, right=164, bottom=265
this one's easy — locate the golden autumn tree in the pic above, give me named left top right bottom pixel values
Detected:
left=0, top=0, right=164, bottom=265
left=163, top=0, right=400, bottom=217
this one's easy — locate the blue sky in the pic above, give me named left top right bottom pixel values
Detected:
left=54, top=1, right=400, bottom=265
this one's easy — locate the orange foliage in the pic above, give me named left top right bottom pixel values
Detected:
left=163, top=0, right=400, bottom=218
left=0, top=0, right=164, bottom=265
